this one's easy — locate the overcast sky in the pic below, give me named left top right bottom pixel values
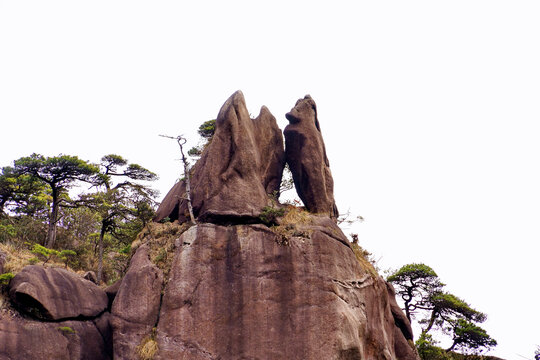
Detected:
left=1, top=1, right=539, bottom=358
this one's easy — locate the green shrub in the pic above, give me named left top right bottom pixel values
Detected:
left=58, top=249, right=77, bottom=268
left=0, top=224, right=16, bottom=242
left=0, top=272, right=14, bottom=286
left=259, top=206, right=285, bottom=226
left=57, top=326, right=76, bottom=334
left=31, top=244, right=58, bottom=264
left=416, top=333, right=451, bottom=360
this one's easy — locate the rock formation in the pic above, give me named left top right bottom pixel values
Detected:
left=8, top=265, right=108, bottom=320
left=0, top=92, right=418, bottom=360
left=2, top=266, right=112, bottom=360
left=154, top=90, right=285, bottom=223
left=111, top=244, right=164, bottom=360
left=150, top=219, right=417, bottom=360
left=284, top=95, right=339, bottom=219
left=0, top=313, right=111, bottom=360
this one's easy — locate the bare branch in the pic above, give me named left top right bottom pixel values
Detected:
left=160, top=134, right=197, bottom=224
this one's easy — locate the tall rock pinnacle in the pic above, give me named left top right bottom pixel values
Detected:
left=155, top=91, right=285, bottom=223
left=284, top=95, right=339, bottom=219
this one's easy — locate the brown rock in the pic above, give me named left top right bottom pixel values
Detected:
left=386, top=281, right=414, bottom=341
left=84, top=270, right=97, bottom=284
left=284, top=95, right=339, bottom=219
left=146, top=221, right=416, bottom=359
left=8, top=265, right=108, bottom=320
left=0, top=313, right=111, bottom=360
left=155, top=90, right=285, bottom=223
left=104, top=279, right=122, bottom=309
left=94, top=312, right=114, bottom=358
left=111, top=244, right=163, bottom=360
left=386, top=282, right=417, bottom=359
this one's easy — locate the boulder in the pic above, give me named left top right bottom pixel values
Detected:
left=8, top=265, right=108, bottom=320
left=111, top=244, right=164, bottom=360
left=125, top=220, right=417, bottom=360
left=0, top=313, right=111, bottom=360
left=284, top=95, right=339, bottom=219
left=155, top=90, right=285, bottom=223
left=83, top=271, right=98, bottom=284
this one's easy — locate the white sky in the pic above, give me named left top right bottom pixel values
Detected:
left=1, top=1, right=539, bottom=358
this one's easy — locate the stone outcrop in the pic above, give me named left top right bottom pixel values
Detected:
left=8, top=265, right=108, bottom=320
left=284, top=95, right=339, bottom=219
left=386, top=282, right=416, bottom=359
left=0, top=92, right=418, bottom=360
left=111, top=216, right=417, bottom=359
left=111, top=244, right=164, bottom=360
left=0, top=313, right=111, bottom=360
left=83, top=270, right=98, bottom=284
left=155, top=90, right=285, bottom=223
left=2, top=264, right=112, bottom=359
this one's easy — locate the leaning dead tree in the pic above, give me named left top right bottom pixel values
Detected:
left=160, top=134, right=197, bottom=224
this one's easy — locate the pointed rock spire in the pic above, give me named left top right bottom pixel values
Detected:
left=155, top=91, right=285, bottom=223
left=284, top=95, right=339, bottom=219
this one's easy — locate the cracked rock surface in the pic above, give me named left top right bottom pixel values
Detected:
left=284, top=95, right=339, bottom=219
left=114, top=218, right=417, bottom=360
left=8, top=265, right=108, bottom=321
left=111, top=244, right=164, bottom=360
left=154, top=90, right=285, bottom=224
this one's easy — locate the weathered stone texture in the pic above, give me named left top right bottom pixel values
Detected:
left=0, top=313, right=111, bottom=360
left=284, top=95, right=339, bottom=219
left=113, top=220, right=417, bottom=360
left=155, top=90, right=285, bottom=223
left=8, top=265, right=108, bottom=320
left=111, top=244, right=164, bottom=360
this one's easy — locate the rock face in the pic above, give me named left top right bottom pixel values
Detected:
left=386, top=282, right=416, bottom=359
left=0, top=315, right=112, bottom=360
left=8, top=265, right=108, bottom=320
left=0, top=92, right=418, bottom=360
left=0, top=313, right=111, bottom=360
left=112, top=218, right=417, bottom=359
left=155, top=90, right=285, bottom=223
left=284, top=95, right=339, bottom=219
left=2, top=265, right=112, bottom=360
left=111, top=244, right=164, bottom=360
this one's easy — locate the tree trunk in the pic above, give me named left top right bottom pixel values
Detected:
left=404, top=299, right=412, bottom=323
left=46, top=188, right=59, bottom=248
left=403, top=288, right=413, bottom=322
left=178, top=137, right=196, bottom=224
left=0, top=198, right=6, bottom=216
left=422, top=310, right=437, bottom=335
left=97, top=224, right=106, bottom=284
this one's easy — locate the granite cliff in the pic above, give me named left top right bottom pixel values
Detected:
left=0, top=91, right=418, bottom=360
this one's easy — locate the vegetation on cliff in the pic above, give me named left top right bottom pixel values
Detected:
left=0, top=153, right=158, bottom=285
left=388, top=263, right=497, bottom=357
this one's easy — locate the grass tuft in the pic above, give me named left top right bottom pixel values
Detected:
left=132, top=222, right=191, bottom=282
left=351, top=242, right=378, bottom=278
left=280, top=205, right=312, bottom=226
left=136, top=337, right=158, bottom=360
